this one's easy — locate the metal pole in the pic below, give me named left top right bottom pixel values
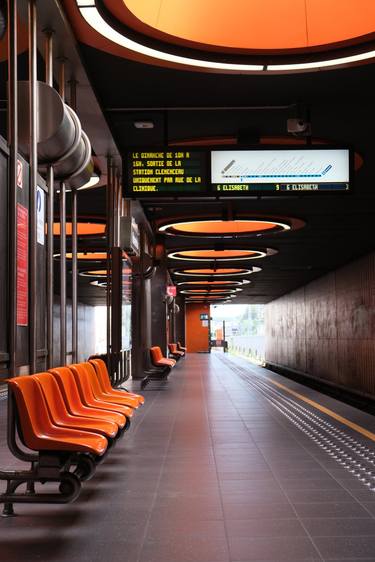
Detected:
left=106, top=156, right=112, bottom=371
left=59, top=60, right=66, bottom=365
left=28, top=0, right=38, bottom=374
left=71, top=188, right=78, bottom=362
left=58, top=57, right=66, bottom=101
left=45, top=29, right=54, bottom=368
left=59, top=182, right=66, bottom=365
left=113, top=170, right=120, bottom=381
left=7, top=0, right=18, bottom=377
left=70, top=78, right=78, bottom=363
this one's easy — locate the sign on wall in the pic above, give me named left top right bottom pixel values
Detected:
left=36, top=186, right=45, bottom=245
left=16, top=203, right=28, bottom=326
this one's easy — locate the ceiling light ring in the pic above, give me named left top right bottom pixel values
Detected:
left=167, top=248, right=269, bottom=261
left=173, top=267, right=255, bottom=278
left=159, top=218, right=291, bottom=237
left=76, top=1, right=375, bottom=73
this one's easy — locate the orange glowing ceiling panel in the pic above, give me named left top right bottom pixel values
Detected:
left=182, top=268, right=246, bottom=274
left=173, top=250, right=257, bottom=258
left=161, top=220, right=281, bottom=235
left=307, top=0, right=375, bottom=47
left=123, top=0, right=375, bottom=50
left=53, top=223, right=106, bottom=236
left=84, top=269, right=107, bottom=275
left=124, top=0, right=307, bottom=50
left=67, top=253, right=107, bottom=260
left=183, top=289, right=234, bottom=293
left=187, top=295, right=230, bottom=299
left=180, top=280, right=239, bottom=285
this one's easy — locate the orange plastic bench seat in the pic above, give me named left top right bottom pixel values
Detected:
left=8, top=376, right=108, bottom=456
left=150, top=346, right=176, bottom=367
left=33, top=372, right=118, bottom=439
left=168, top=343, right=184, bottom=357
left=49, top=367, right=126, bottom=429
left=68, top=364, right=134, bottom=419
left=90, top=358, right=145, bottom=406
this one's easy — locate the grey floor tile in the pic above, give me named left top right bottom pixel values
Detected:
left=223, top=501, right=296, bottom=520
left=226, top=518, right=307, bottom=538
left=228, top=536, right=320, bottom=561
left=139, top=536, right=230, bottom=562
left=286, top=489, right=355, bottom=503
left=293, top=502, right=371, bottom=518
left=314, top=536, right=375, bottom=560
left=301, top=517, right=375, bottom=537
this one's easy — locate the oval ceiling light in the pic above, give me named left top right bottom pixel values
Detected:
left=75, top=2, right=375, bottom=74
left=186, top=295, right=232, bottom=301
left=173, top=267, right=255, bottom=277
left=80, top=268, right=132, bottom=275
left=177, top=280, right=243, bottom=287
left=54, top=252, right=107, bottom=260
left=168, top=248, right=271, bottom=261
left=159, top=219, right=290, bottom=237
left=53, top=222, right=106, bottom=237
left=79, top=269, right=108, bottom=277
left=180, top=289, right=237, bottom=295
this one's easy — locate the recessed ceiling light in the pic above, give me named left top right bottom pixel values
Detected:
left=54, top=252, right=107, bottom=260
left=173, top=267, right=255, bottom=277
left=159, top=219, right=290, bottom=237
left=53, top=222, right=106, bottom=236
left=168, top=248, right=272, bottom=261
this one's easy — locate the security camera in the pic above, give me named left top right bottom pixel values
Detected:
left=287, top=118, right=309, bottom=134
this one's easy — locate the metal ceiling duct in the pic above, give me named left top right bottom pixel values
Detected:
left=18, top=80, right=94, bottom=189
left=54, top=130, right=93, bottom=188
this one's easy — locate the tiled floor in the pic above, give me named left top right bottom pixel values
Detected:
left=1, top=353, right=375, bottom=561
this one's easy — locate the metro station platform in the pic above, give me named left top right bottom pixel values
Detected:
left=1, top=354, right=375, bottom=562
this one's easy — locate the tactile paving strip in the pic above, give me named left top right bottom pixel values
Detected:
left=219, top=355, right=375, bottom=493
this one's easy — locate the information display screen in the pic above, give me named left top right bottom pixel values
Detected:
left=124, top=147, right=351, bottom=196
left=126, top=150, right=206, bottom=194
left=211, top=148, right=350, bottom=193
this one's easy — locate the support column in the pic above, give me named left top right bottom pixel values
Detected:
left=59, top=60, right=66, bottom=365
left=45, top=30, right=54, bottom=368
left=70, top=79, right=78, bottom=363
left=28, top=0, right=37, bottom=373
left=106, top=156, right=113, bottom=374
left=59, top=181, right=66, bottom=365
left=151, top=259, right=168, bottom=355
left=7, top=0, right=18, bottom=376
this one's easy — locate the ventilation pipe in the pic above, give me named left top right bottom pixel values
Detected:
left=17, top=80, right=94, bottom=189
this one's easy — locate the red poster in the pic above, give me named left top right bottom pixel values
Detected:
left=16, top=204, right=28, bottom=326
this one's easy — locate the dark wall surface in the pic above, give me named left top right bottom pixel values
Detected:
left=265, top=252, right=375, bottom=398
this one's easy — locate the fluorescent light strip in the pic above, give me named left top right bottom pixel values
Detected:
left=268, top=49, right=375, bottom=71
left=77, top=3, right=375, bottom=73
left=78, top=5, right=263, bottom=72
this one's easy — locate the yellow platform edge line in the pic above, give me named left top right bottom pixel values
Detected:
left=267, top=377, right=375, bottom=443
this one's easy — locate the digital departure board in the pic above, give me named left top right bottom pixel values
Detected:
left=126, top=150, right=207, bottom=194
left=124, top=147, right=351, bottom=197
left=211, top=148, right=350, bottom=193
